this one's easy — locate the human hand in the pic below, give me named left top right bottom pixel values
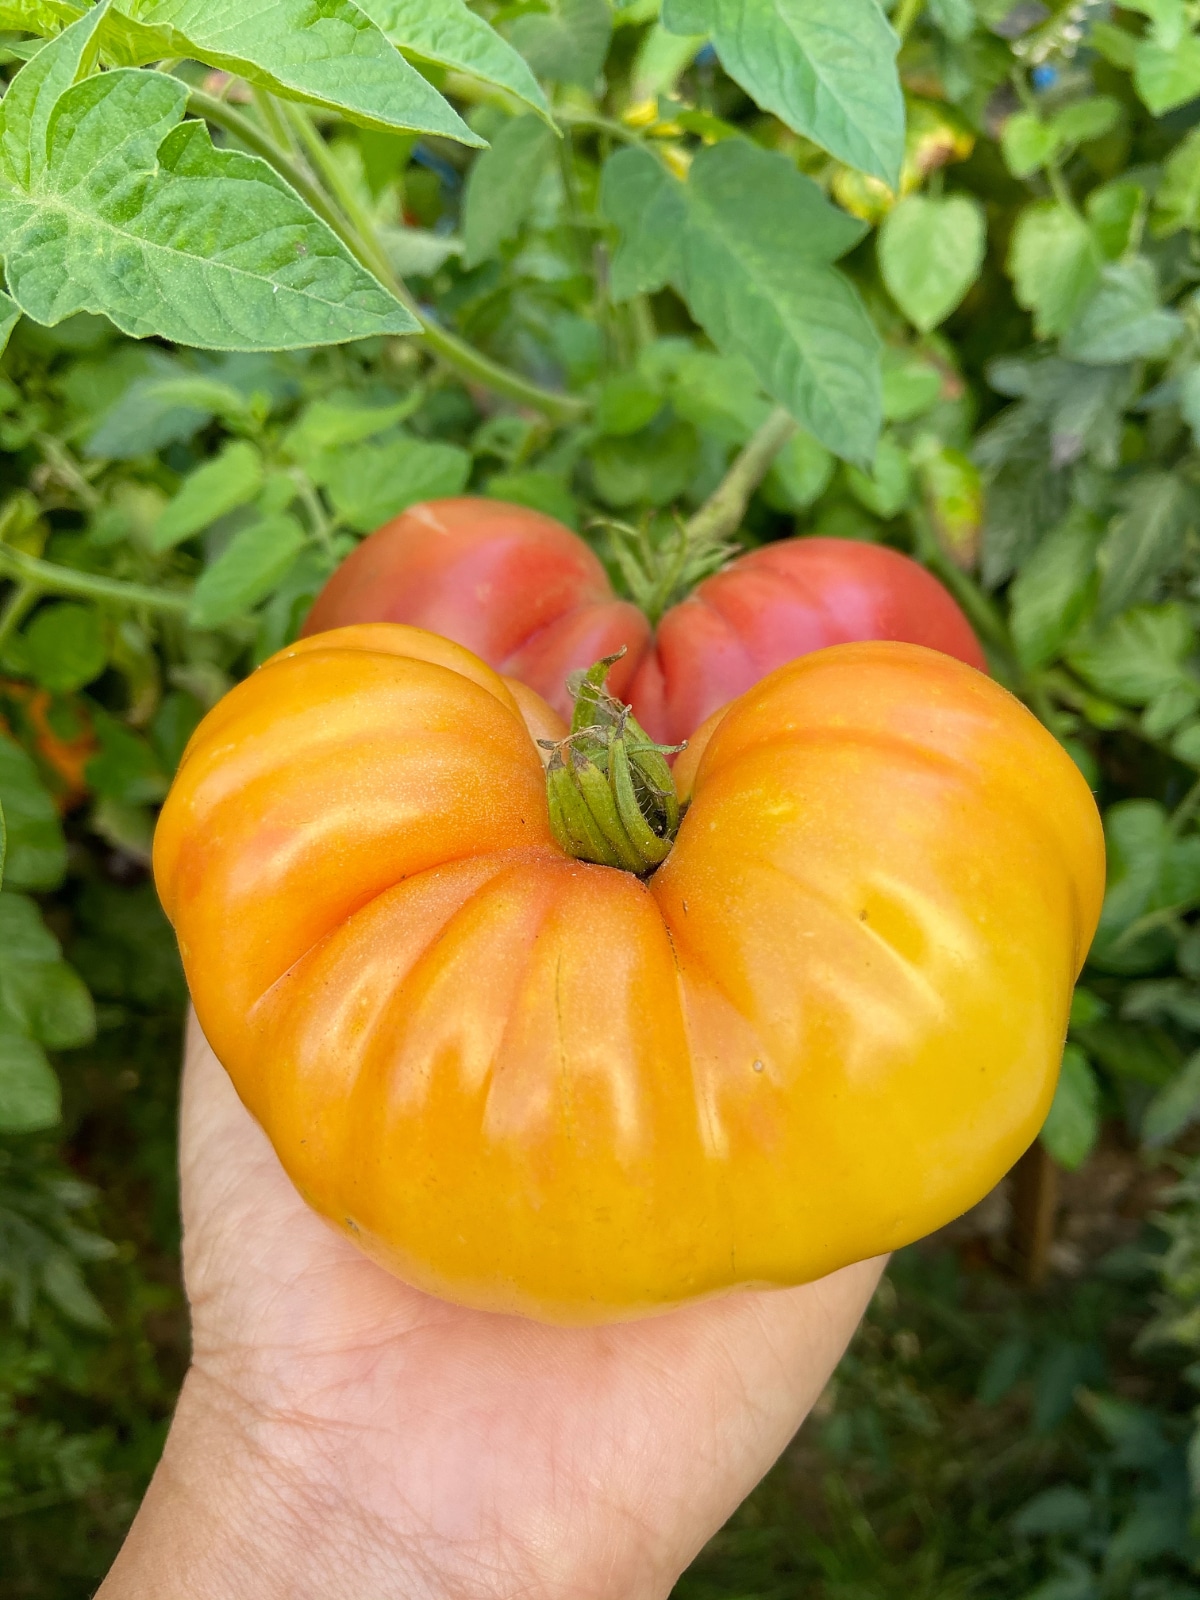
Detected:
left=98, top=1010, right=884, bottom=1600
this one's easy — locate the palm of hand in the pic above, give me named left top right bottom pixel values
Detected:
left=141, top=1014, right=882, bottom=1599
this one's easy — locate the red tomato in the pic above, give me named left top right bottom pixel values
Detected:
left=304, top=498, right=986, bottom=742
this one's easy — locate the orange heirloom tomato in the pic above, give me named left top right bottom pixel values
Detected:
left=153, top=623, right=1105, bottom=1324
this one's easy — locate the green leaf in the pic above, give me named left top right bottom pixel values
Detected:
left=1000, top=110, right=1058, bottom=179
left=1050, top=96, right=1122, bottom=147
left=152, top=440, right=265, bottom=551
left=1152, top=126, right=1200, bottom=237
left=1086, top=179, right=1144, bottom=259
left=1096, top=474, right=1195, bottom=621
left=0, top=288, right=20, bottom=356
left=355, top=0, right=551, bottom=121
left=0, top=800, right=5, bottom=893
left=878, top=194, right=985, bottom=333
left=1090, top=19, right=1137, bottom=69
left=188, top=512, right=308, bottom=628
left=486, top=469, right=578, bottom=528
left=1133, top=33, right=1200, bottom=115
left=761, top=428, right=833, bottom=510
left=0, top=60, right=418, bottom=352
left=22, top=602, right=106, bottom=692
left=1123, top=0, right=1187, bottom=50
left=1008, top=202, right=1103, bottom=340
left=0, top=892, right=94, bottom=1050
left=41, top=1249, right=109, bottom=1329
left=589, top=415, right=698, bottom=507
left=600, top=145, right=686, bottom=300
left=845, top=433, right=912, bottom=519
left=1061, top=259, right=1182, bottom=365
left=316, top=432, right=471, bottom=531
left=667, top=350, right=770, bottom=445
left=85, top=361, right=248, bottom=458
left=85, top=706, right=167, bottom=806
left=0, top=734, right=65, bottom=890
left=1066, top=603, right=1196, bottom=706
left=663, top=0, right=903, bottom=187
left=1141, top=1051, right=1200, bottom=1148
left=927, top=0, right=974, bottom=42
left=508, top=0, right=613, bottom=89
left=282, top=388, right=420, bottom=459
left=110, top=0, right=481, bottom=144
left=596, top=370, right=665, bottom=436
left=379, top=224, right=462, bottom=278
left=1009, top=512, right=1099, bottom=670
left=0, top=1023, right=60, bottom=1133
left=461, top=114, right=557, bottom=268
left=1089, top=799, right=1200, bottom=974
left=0, top=0, right=106, bottom=193
left=1040, top=1044, right=1100, bottom=1170
left=603, top=142, right=881, bottom=465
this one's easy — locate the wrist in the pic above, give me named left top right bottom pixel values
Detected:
left=95, top=1365, right=433, bottom=1600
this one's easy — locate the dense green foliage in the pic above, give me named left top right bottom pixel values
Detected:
left=4, top=0, right=1200, bottom=1594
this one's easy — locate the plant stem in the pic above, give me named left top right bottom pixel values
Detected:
left=555, top=108, right=646, bottom=148
left=892, top=0, right=925, bottom=43
left=0, top=580, right=38, bottom=650
left=34, top=434, right=102, bottom=512
left=189, top=88, right=587, bottom=423
left=0, top=549, right=191, bottom=615
left=685, top=407, right=797, bottom=546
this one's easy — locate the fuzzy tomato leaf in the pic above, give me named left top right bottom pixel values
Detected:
left=0, top=48, right=418, bottom=351
left=1008, top=202, right=1104, bottom=340
left=152, top=440, right=265, bottom=551
left=663, top=0, right=904, bottom=187
left=508, top=0, right=612, bottom=89
left=188, top=513, right=308, bottom=629
left=603, top=142, right=880, bottom=465
left=462, top=114, right=557, bottom=268
left=355, top=0, right=551, bottom=122
left=109, top=0, right=480, bottom=144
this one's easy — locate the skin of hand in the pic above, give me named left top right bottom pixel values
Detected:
left=97, top=1010, right=885, bottom=1600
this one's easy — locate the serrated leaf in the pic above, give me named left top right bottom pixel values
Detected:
left=0, top=735, right=65, bottom=890
left=188, top=512, right=308, bottom=628
left=762, top=428, right=833, bottom=510
left=667, top=350, right=770, bottom=445
left=663, top=0, right=903, bottom=187
left=845, top=433, right=912, bottom=519
left=1133, top=33, right=1200, bottom=115
left=0, top=0, right=105, bottom=191
left=1009, top=511, right=1099, bottom=669
left=1008, top=201, right=1103, bottom=340
left=508, top=0, right=612, bottom=89
left=0, top=1023, right=59, bottom=1133
left=603, top=142, right=880, bottom=465
left=109, top=0, right=480, bottom=144
left=318, top=433, right=470, bottom=531
left=878, top=194, right=985, bottom=332
left=1086, top=179, right=1143, bottom=259
left=1097, top=474, right=1195, bottom=621
left=1040, top=1044, right=1100, bottom=1170
left=0, top=61, right=418, bottom=352
left=1066, top=603, right=1196, bottom=706
left=355, top=0, right=551, bottom=121
left=152, top=439, right=265, bottom=550
left=1062, top=259, right=1182, bottom=365
left=379, top=225, right=462, bottom=278
left=462, top=114, right=557, bottom=268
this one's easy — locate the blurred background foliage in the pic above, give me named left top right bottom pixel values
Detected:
left=6, top=0, right=1200, bottom=1594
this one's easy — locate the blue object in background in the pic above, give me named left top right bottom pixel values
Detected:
left=1031, top=63, right=1058, bottom=90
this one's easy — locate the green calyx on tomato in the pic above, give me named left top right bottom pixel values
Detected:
left=543, top=652, right=684, bottom=875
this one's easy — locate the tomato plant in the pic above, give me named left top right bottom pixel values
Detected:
left=0, top=0, right=1199, bottom=1589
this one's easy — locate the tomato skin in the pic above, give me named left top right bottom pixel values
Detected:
left=302, top=497, right=649, bottom=717
left=154, top=624, right=1104, bottom=1325
left=303, top=498, right=986, bottom=739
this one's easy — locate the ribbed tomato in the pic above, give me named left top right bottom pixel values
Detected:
left=302, top=497, right=986, bottom=741
left=154, top=623, right=1103, bottom=1324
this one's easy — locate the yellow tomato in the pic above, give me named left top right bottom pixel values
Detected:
left=154, top=624, right=1104, bottom=1323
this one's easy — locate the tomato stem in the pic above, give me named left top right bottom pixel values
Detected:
left=543, top=652, right=685, bottom=874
